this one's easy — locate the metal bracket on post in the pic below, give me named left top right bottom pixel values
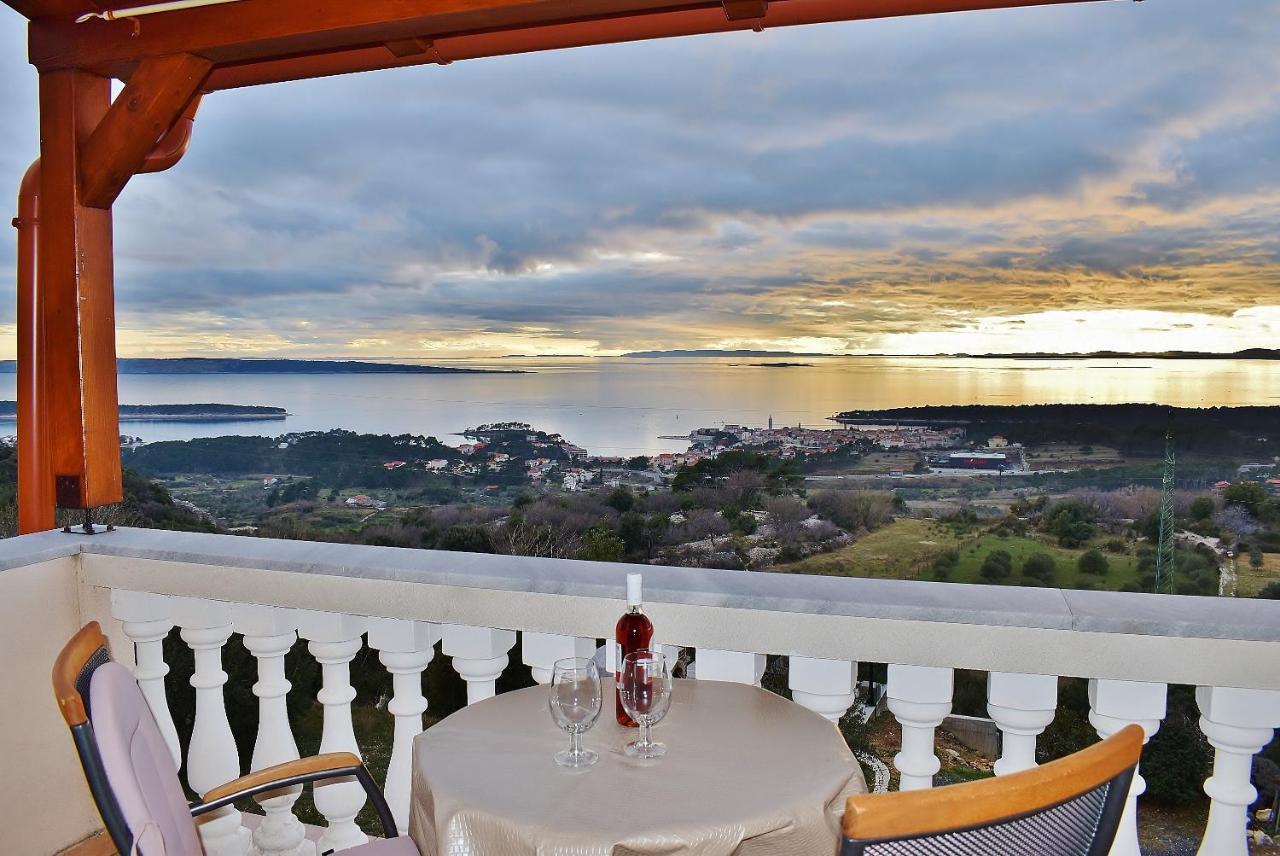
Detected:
left=60, top=505, right=114, bottom=535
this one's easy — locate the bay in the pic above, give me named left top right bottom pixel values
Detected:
left=0, top=356, right=1275, bottom=457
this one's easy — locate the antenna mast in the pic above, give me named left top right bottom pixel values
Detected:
left=1154, top=427, right=1176, bottom=594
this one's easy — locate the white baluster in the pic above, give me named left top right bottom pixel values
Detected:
left=297, top=611, right=368, bottom=853
left=789, top=656, right=858, bottom=723
left=695, top=649, right=767, bottom=685
left=886, top=664, right=953, bottom=791
left=368, top=618, right=440, bottom=835
left=111, top=590, right=181, bottom=769
left=173, top=597, right=250, bottom=856
left=233, top=605, right=313, bottom=856
left=1195, top=686, right=1280, bottom=856
left=987, top=672, right=1058, bottom=776
left=600, top=640, right=619, bottom=676
left=442, top=624, right=516, bottom=704
left=1088, top=679, right=1167, bottom=856
left=522, top=632, right=596, bottom=684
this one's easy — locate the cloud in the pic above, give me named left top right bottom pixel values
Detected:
left=0, top=0, right=1278, bottom=356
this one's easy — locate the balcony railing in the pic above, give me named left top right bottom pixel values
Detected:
left=2, top=526, right=1278, bottom=856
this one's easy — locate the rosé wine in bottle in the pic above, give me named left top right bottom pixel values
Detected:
left=615, top=573, right=653, bottom=727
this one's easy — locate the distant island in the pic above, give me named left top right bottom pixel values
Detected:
left=738, top=362, right=815, bottom=368
left=0, top=358, right=525, bottom=375
left=623, top=349, right=845, bottom=358
left=0, top=402, right=287, bottom=422
left=622, top=348, right=1279, bottom=360
left=933, top=348, right=1280, bottom=361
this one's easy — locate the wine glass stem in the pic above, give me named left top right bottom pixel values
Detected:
left=570, top=728, right=583, bottom=758
left=640, top=718, right=651, bottom=750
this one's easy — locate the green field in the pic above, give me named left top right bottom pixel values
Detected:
left=1236, top=551, right=1280, bottom=597
left=779, top=517, right=1142, bottom=590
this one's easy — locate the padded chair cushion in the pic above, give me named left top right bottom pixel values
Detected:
left=348, top=837, right=421, bottom=855
left=90, top=661, right=202, bottom=856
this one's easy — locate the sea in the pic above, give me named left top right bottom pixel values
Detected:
left=1, top=356, right=1276, bottom=458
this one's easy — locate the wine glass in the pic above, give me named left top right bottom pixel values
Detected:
left=549, top=657, right=602, bottom=768
left=620, top=649, right=672, bottom=759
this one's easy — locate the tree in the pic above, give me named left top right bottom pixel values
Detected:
left=765, top=495, right=809, bottom=548
left=1022, top=552, right=1057, bottom=584
left=626, top=456, right=651, bottom=471
left=1223, top=481, right=1268, bottom=516
left=1257, top=581, right=1280, bottom=600
left=1189, top=496, right=1216, bottom=521
left=579, top=524, right=625, bottom=562
left=980, top=550, right=1014, bottom=582
left=1215, top=505, right=1261, bottom=537
left=605, top=487, right=635, bottom=514
left=1044, top=501, right=1096, bottom=548
left=1250, top=545, right=1265, bottom=569
left=1078, top=548, right=1110, bottom=576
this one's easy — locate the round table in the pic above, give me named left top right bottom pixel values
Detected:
left=408, top=679, right=866, bottom=856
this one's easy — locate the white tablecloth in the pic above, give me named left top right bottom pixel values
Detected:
left=409, top=679, right=866, bottom=856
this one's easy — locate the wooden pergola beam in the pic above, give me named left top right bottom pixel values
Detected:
left=29, top=0, right=1109, bottom=83
left=80, top=53, right=210, bottom=209
left=201, top=0, right=1108, bottom=91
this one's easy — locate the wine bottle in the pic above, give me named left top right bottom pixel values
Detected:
left=615, top=572, right=653, bottom=727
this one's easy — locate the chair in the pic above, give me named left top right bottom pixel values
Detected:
left=840, top=723, right=1144, bottom=856
left=52, top=621, right=416, bottom=855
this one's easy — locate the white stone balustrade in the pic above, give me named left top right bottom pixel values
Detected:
left=442, top=624, right=516, bottom=704
left=696, top=649, right=767, bottom=685
left=522, top=631, right=596, bottom=684
left=886, top=664, right=953, bottom=791
left=233, top=604, right=313, bottom=856
left=2, top=528, right=1278, bottom=856
left=172, top=596, right=250, bottom=856
left=1195, top=686, right=1280, bottom=856
left=789, top=656, right=858, bottom=723
left=1089, top=678, right=1167, bottom=856
left=110, top=589, right=181, bottom=769
left=987, top=671, right=1058, bottom=776
left=368, top=617, right=440, bottom=835
left=297, top=610, right=369, bottom=854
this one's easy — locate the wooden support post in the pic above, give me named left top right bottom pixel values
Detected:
left=37, top=69, right=122, bottom=513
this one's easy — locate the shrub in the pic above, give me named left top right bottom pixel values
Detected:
left=1103, top=538, right=1128, bottom=554
left=1044, top=501, right=1097, bottom=548
left=808, top=490, right=896, bottom=533
left=1189, top=496, right=1216, bottom=521
left=1022, top=552, right=1057, bottom=584
left=1257, top=581, right=1280, bottom=599
left=980, top=549, right=1014, bottom=582
left=1142, top=688, right=1212, bottom=805
left=1078, top=548, right=1110, bottom=576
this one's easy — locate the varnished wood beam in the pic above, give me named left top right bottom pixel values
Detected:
left=202, top=0, right=1107, bottom=91
left=30, top=0, right=1110, bottom=82
left=80, top=52, right=210, bottom=209
left=38, top=68, right=123, bottom=511
left=30, top=0, right=704, bottom=76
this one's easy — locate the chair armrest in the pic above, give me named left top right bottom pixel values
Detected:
left=191, top=752, right=399, bottom=839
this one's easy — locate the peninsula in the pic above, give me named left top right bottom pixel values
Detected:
left=0, top=402, right=287, bottom=422
left=0, top=358, right=525, bottom=375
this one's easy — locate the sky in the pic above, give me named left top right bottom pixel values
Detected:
left=1, top=0, right=1278, bottom=359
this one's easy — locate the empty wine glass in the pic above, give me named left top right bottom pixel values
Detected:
left=620, top=649, right=672, bottom=759
left=549, top=657, right=602, bottom=768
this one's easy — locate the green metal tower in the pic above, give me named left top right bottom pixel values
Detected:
left=1154, top=428, right=1177, bottom=594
